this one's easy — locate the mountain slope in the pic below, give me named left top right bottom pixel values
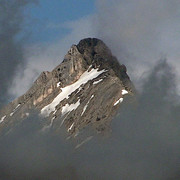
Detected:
left=0, top=38, right=134, bottom=137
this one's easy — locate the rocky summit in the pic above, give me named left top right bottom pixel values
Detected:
left=0, top=38, right=134, bottom=137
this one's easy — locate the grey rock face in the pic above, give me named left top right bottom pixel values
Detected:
left=0, top=38, right=134, bottom=137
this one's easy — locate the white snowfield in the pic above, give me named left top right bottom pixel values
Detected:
left=0, top=115, right=6, bottom=123
left=61, top=100, right=80, bottom=116
left=114, top=89, right=128, bottom=106
left=41, top=68, right=106, bottom=117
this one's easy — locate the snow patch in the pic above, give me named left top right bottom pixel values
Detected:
left=60, top=112, right=70, bottom=126
left=93, top=79, right=103, bottom=85
left=76, top=86, right=83, bottom=94
left=122, top=89, right=128, bottom=95
left=57, top=82, right=61, bottom=87
left=41, top=68, right=106, bottom=117
left=81, top=95, right=94, bottom=116
left=114, top=98, right=123, bottom=106
left=61, top=100, right=80, bottom=116
left=113, top=89, right=128, bottom=107
left=75, top=136, right=93, bottom=149
left=68, top=123, right=74, bottom=132
left=0, top=115, right=6, bottom=123
left=10, top=112, right=14, bottom=116
left=10, top=104, right=21, bottom=116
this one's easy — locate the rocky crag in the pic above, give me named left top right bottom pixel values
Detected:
left=0, top=38, right=134, bottom=138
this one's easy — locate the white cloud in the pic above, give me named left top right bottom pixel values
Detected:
left=9, top=0, right=180, bottom=98
left=9, top=15, right=96, bottom=98
left=94, top=0, right=180, bottom=92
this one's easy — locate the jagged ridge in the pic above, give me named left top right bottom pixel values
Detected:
left=0, top=38, right=134, bottom=137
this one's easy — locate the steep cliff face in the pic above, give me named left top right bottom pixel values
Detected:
left=0, top=38, right=134, bottom=137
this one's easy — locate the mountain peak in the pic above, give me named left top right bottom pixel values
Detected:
left=77, top=38, right=111, bottom=56
left=0, top=38, right=134, bottom=137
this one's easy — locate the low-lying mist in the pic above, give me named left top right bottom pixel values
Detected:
left=0, top=60, right=180, bottom=180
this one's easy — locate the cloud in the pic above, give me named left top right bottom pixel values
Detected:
left=8, top=0, right=180, bottom=99
left=105, top=60, right=180, bottom=179
left=0, top=0, right=38, bottom=106
left=9, top=15, right=96, bottom=98
left=1, top=60, right=180, bottom=179
left=1, top=1, right=180, bottom=179
left=94, top=0, right=180, bottom=91
left=0, top=112, right=79, bottom=180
